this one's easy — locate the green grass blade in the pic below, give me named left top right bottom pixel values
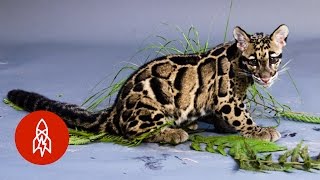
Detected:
left=176, top=26, right=196, bottom=53
left=286, top=70, right=302, bottom=102
left=3, top=98, right=23, bottom=111
left=224, top=0, right=233, bottom=42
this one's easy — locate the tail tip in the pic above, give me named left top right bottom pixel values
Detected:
left=7, top=89, right=23, bottom=101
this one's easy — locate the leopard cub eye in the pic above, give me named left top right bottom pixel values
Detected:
left=270, top=53, right=282, bottom=64
left=247, top=56, right=258, bottom=66
left=269, top=57, right=279, bottom=64
left=248, top=59, right=258, bottom=66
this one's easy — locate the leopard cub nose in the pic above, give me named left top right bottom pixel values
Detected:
left=261, top=77, right=270, bottom=83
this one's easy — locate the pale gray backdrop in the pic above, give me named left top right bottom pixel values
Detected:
left=0, top=0, right=319, bottom=45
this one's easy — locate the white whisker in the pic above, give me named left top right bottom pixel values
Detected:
left=278, top=67, right=290, bottom=75
left=238, top=71, right=252, bottom=77
left=281, top=58, right=293, bottom=69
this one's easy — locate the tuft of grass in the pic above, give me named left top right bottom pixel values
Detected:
left=81, top=65, right=138, bottom=111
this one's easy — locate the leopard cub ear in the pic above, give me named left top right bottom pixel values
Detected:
left=270, top=24, right=289, bottom=49
left=233, top=26, right=250, bottom=51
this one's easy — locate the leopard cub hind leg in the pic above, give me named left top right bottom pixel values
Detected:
left=122, top=105, right=188, bottom=144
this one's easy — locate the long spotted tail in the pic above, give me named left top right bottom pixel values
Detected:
left=7, top=89, right=114, bottom=133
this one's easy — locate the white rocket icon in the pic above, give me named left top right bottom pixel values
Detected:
left=33, top=119, right=52, bottom=157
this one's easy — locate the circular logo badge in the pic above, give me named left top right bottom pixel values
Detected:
left=15, top=110, right=69, bottom=165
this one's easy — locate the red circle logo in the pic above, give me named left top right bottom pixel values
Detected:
left=15, top=110, right=69, bottom=165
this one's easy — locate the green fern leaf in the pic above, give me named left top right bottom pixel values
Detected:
left=204, top=142, right=215, bottom=153
left=189, top=135, right=286, bottom=157
left=216, top=143, right=227, bottom=156
left=69, top=136, right=91, bottom=145
left=279, top=111, right=320, bottom=124
left=278, top=149, right=294, bottom=164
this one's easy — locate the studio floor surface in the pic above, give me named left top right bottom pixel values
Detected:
left=0, top=40, right=320, bottom=180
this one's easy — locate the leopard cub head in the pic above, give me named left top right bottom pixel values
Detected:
left=233, top=24, right=289, bottom=87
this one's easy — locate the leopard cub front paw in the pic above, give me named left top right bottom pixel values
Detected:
left=243, top=127, right=281, bottom=142
left=145, top=128, right=189, bottom=144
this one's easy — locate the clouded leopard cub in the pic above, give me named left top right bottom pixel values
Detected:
left=7, top=24, right=289, bottom=144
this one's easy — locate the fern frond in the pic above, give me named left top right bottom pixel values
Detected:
left=279, top=111, right=320, bottom=124
left=190, top=135, right=286, bottom=156
left=191, top=135, right=320, bottom=172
